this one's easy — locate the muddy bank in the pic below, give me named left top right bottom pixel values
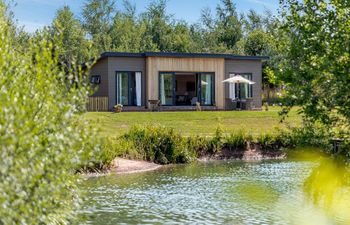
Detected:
left=111, top=158, right=162, bottom=174
left=83, top=149, right=285, bottom=177
left=198, top=148, right=286, bottom=161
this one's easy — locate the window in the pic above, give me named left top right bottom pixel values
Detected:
left=200, top=73, right=214, bottom=105
left=159, top=72, right=215, bottom=106
left=116, top=72, right=142, bottom=106
left=159, top=73, right=174, bottom=105
left=235, top=73, right=253, bottom=99
left=90, top=75, right=101, bottom=84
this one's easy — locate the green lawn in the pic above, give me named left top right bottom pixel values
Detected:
left=84, top=107, right=301, bottom=137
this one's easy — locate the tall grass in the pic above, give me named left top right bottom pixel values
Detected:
left=123, top=125, right=193, bottom=164
left=88, top=124, right=342, bottom=169
left=225, top=130, right=252, bottom=151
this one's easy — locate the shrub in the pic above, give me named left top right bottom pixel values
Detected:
left=225, top=130, right=251, bottom=151
left=185, top=135, right=211, bottom=157
left=174, top=140, right=196, bottom=163
left=257, top=133, right=274, bottom=151
left=274, top=129, right=297, bottom=149
left=124, top=125, right=185, bottom=164
left=289, top=124, right=332, bottom=152
left=208, top=127, right=224, bottom=153
left=78, top=137, right=135, bottom=172
left=0, top=5, right=98, bottom=224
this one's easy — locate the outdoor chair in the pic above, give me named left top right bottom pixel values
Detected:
left=148, top=100, right=161, bottom=112
left=191, top=97, right=198, bottom=106
left=243, top=98, right=254, bottom=110
left=225, top=98, right=237, bottom=110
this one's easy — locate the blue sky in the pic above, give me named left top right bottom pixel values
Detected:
left=10, top=0, right=279, bottom=33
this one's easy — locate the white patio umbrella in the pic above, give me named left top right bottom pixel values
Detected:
left=222, top=75, right=255, bottom=85
left=201, top=80, right=208, bottom=85
left=222, top=74, right=255, bottom=109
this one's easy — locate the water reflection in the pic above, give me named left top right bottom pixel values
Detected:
left=79, top=155, right=350, bottom=225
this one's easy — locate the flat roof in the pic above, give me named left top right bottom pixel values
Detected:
left=100, top=52, right=269, bottom=60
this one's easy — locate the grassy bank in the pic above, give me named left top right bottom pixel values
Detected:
left=81, top=107, right=343, bottom=171
left=84, top=107, right=301, bottom=137
left=84, top=122, right=334, bottom=171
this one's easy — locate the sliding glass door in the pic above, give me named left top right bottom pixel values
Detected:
left=117, top=72, right=129, bottom=105
left=159, top=73, right=174, bottom=105
left=159, top=72, right=214, bottom=106
left=116, top=72, right=142, bottom=106
left=199, top=73, right=214, bottom=105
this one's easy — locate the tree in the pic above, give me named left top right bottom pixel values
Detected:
left=51, top=6, right=90, bottom=66
left=82, top=0, right=115, bottom=55
left=199, top=0, right=243, bottom=53
left=279, top=0, right=350, bottom=138
left=143, top=0, right=172, bottom=51
left=110, top=11, right=142, bottom=52
left=170, top=22, right=194, bottom=52
left=0, top=2, right=99, bottom=223
left=244, top=9, right=263, bottom=32
left=243, top=29, right=270, bottom=56
left=215, top=0, right=243, bottom=49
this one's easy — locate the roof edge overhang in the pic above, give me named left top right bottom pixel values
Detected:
left=98, top=51, right=269, bottom=61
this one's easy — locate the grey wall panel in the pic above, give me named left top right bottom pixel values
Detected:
left=224, top=59, right=263, bottom=109
left=107, top=57, right=146, bottom=109
left=90, top=58, right=109, bottom=97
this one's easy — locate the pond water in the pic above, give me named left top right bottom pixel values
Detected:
left=79, top=160, right=350, bottom=225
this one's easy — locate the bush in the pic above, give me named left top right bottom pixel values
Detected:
left=256, top=130, right=299, bottom=152
left=208, top=127, right=224, bottom=153
left=289, top=124, right=332, bottom=152
left=124, top=125, right=189, bottom=164
left=78, top=137, right=135, bottom=172
left=0, top=4, right=98, bottom=224
left=185, top=135, right=211, bottom=156
left=225, top=130, right=251, bottom=151
left=256, top=133, right=277, bottom=151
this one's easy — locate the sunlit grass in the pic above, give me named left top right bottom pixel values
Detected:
left=84, top=106, right=301, bottom=137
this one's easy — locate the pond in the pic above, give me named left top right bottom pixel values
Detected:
left=79, top=160, right=350, bottom=225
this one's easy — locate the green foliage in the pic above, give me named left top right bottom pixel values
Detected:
left=256, top=133, right=277, bottom=151
left=26, top=0, right=288, bottom=85
left=83, top=124, right=342, bottom=172
left=80, top=137, right=133, bottom=172
left=215, top=0, right=243, bottom=49
left=209, top=127, right=224, bottom=153
left=82, top=0, right=115, bottom=55
left=225, top=130, right=251, bottom=151
left=256, top=130, right=296, bottom=152
left=50, top=5, right=91, bottom=66
left=264, top=66, right=278, bottom=86
left=185, top=135, right=211, bottom=157
left=243, top=29, right=271, bottom=56
left=288, top=123, right=332, bottom=152
left=124, top=125, right=187, bottom=164
left=0, top=2, right=99, bottom=223
left=279, top=0, right=350, bottom=140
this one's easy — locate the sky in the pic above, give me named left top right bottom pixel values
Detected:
left=10, top=0, right=279, bottom=33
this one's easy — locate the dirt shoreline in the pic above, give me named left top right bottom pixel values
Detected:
left=199, top=149, right=286, bottom=161
left=82, top=149, right=286, bottom=177
left=82, top=158, right=162, bottom=177
left=111, top=158, right=163, bottom=174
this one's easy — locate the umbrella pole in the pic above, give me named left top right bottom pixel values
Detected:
left=238, top=81, right=241, bottom=110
